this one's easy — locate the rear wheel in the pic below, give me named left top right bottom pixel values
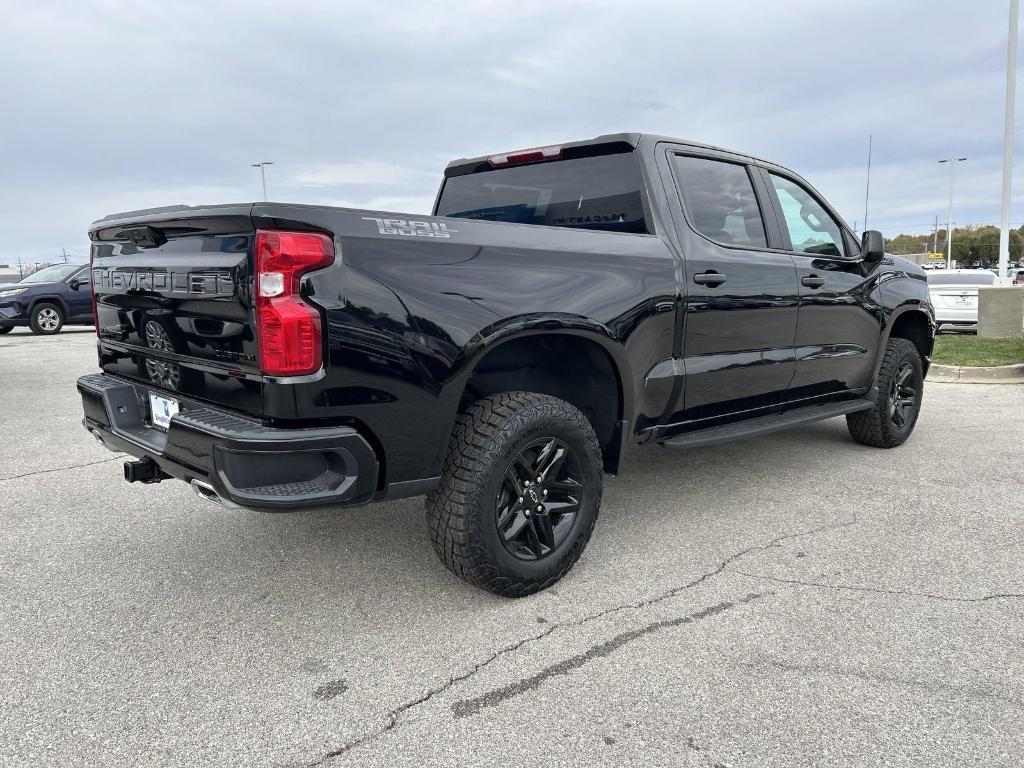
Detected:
left=846, top=337, right=923, bottom=448
left=29, top=303, right=64, bottom=335
left=0, top=324, right=12, bottom=334
left=426, top=392, right=603, bottom=597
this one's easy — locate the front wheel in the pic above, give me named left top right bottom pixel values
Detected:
left=0, top=324, right=12, bottom=335
left=846, top=337, right=924, bottom=448
left=426, top=392, right=603, bottom=597
left=29, top=303, right=64, bottom=335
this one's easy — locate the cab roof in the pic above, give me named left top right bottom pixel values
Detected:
left=443, top=132, right=779, bottom=177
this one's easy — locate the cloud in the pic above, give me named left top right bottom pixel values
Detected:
left=1, top=0, right=1019, bottom=262
left=287, top=162, right=438, bottom=188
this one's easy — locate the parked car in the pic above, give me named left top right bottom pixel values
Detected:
left=0, top=263, right=93, bottom=335
left=926, top=268, right=997, bottom=332
left=77, top=133, right=934, bottom=596
left=1011, top=267, right=1024, bottom=285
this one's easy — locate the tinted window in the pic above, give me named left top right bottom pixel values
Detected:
left=436, top=152, right=649, bottom=234
left=674, top=155, right=767, bottom=247
left=769, top=174, right=845, bottom=258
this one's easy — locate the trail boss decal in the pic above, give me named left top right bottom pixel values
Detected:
left=362, top=217, right=458, bottom=238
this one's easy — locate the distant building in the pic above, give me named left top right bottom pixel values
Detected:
left=0, top=263, right=22, bottom=284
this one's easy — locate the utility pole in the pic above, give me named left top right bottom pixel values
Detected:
left=863, top=134, right=873, bottom=231
left=61, top=248, right=68, bottom=263
left=932, top=215, right=939, bottom=255
left=939, top=157, right=967, bottom=268
left=251, top=161, right=274, bottom=201
left=999, top=0, right=1019, bottom=281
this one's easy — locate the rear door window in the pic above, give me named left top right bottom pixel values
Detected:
left=672, top=155, right=767, bottom=248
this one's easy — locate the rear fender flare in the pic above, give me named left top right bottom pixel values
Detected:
left=438, top=314, right=635, bottom=468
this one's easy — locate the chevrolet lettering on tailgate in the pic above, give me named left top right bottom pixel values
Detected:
left=92, top=268, right=234, bottom=298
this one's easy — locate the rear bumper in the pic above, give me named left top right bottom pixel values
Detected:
left=78, top=372, right=379, bottom=510
left=933, top=307, right=978, bottom=325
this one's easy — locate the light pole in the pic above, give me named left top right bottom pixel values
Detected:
left=999, top=0, right=1019, bottom=281
left=938, top=157, right=967, bottom=268
left=251, top=161, right=274, bottom=201
left=863, top=134, right=873, bottom=231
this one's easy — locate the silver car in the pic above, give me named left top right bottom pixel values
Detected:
left=927, top=268, right=996, bottom=332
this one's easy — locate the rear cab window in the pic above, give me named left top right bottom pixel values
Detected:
left=435, top=147, right=651, bottom=234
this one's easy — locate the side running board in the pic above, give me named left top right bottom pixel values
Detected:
left=658, top=398, right=874, bottom=450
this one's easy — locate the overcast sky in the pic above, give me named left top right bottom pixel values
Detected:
left=1, top=0, right=1019, bottom=264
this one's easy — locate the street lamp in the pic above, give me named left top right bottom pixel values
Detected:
left=998, top=0, right=1019, bottom=280
left=938, top=157, right=967, bottom=269
left=251, top=161, right=274, bottom=201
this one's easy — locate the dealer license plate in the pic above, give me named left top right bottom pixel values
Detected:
left=149, top=393, right=179, bottom=430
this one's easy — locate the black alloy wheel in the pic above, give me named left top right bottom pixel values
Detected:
left=495, top=437, right=584, bottom=561
left=888, top=360, right=917, bottom=430
left=426, top=391, right=603, bottom=597
left=847, top=337, right=924, bottom=448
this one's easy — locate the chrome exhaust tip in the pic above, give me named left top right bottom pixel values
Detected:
left=191, top=479, right=227, bottom=507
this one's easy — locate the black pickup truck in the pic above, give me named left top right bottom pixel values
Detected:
left=78, top=133, right=934, bottom=596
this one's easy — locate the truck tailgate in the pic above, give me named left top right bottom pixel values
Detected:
left=90, top=206, right=263, bottom=416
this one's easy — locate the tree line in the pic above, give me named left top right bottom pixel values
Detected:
left=885, top=225, right=1024, bottom=266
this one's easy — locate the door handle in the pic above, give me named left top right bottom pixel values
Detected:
left=801, top=275, right=825, bottom=288
left=693, top=271, right=727, bottom=287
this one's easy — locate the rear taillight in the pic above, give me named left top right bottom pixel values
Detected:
left=254, top=230, right=334, bottom=376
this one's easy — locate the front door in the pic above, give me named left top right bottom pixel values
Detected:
left=65, top=267, right=93, bottom=319
left=761, top=171, right=881, bottom=397
left=666, top=152, right=800, bottom=424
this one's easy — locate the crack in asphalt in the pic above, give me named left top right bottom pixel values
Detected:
left=728, top=569, right=1024, bottom=603
left=303, top=515, right=858, bottom=765
left=737, top=656, right=1024, bottom=711
left=297, top=630, right=562, bottom=766
left=451, top=592, right=769, bottom=718
left=0, top=456, right=122, bottom=483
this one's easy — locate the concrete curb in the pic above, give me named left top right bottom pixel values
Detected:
left=927, top=362, right=1024, bottom=384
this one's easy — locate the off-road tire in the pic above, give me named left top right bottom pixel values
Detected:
left=426, top=391, right=603, bottom=597
left=846, top=337, right=923, bottom=448
left=29, top=302, right=64, bottom=335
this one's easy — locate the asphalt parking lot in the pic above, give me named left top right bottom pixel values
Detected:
left=2, top=327, right=1022, bottom=768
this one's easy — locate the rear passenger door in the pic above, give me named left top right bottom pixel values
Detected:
left=665, top=151, right=800, bottom=423
left=759, top=170, right=881, bottom=397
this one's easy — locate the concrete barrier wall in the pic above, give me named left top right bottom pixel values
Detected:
left=978, top=286, right=1024, bottom=338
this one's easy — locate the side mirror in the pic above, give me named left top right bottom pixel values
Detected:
left=860, top=230, right=885, bottom=262
left=70, top=278, right=90, bottom=291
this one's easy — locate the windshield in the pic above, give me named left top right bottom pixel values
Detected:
left=20, top=264, right=82, bottom=284
left=436, top=151, right=650, bottom=234
left=927, top=273, right=995, bottom=286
